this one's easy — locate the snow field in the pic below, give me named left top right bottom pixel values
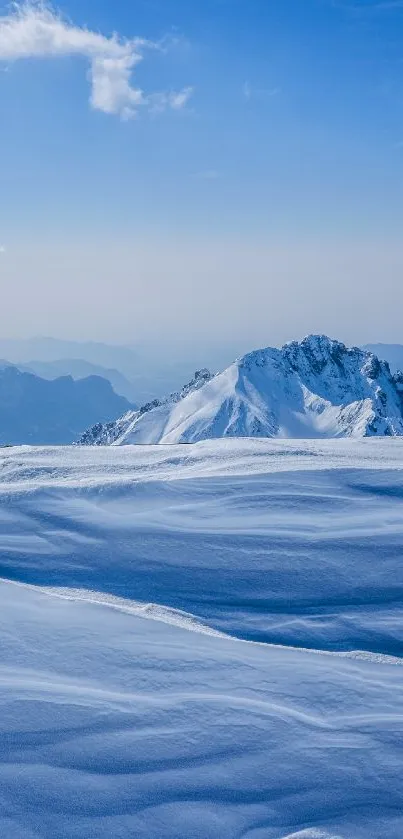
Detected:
left=1, top=439, right=403, bottom=836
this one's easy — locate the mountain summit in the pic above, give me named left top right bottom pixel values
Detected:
left=78, top=336, right=403, bottom=445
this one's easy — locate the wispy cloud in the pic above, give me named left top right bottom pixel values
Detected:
left=150, top=85, right=194, bottom=115
left=242, top=81, right=280, bottom=102
left=0, top=246, right=6, bottom=254
left=169, top=87, right=194, bottom=110
left=0, top=2, right=193, bottom=119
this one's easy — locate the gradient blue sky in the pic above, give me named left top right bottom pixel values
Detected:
left=1, top=0, right=403, bottom=350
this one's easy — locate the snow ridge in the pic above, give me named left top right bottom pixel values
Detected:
left=78, top=335, right=403, bottom=445
left=3, top=578, right=402, bottom=664
left=2, top=579, right=227, bottom=638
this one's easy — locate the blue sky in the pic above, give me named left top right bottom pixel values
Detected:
left=1, top=0, right=403, bottom=348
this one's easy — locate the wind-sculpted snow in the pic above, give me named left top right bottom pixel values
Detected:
left=2, top=439, right=403, bottom=654
left=6, top=579, right=228, bottom=638
left=5, top=578, right=403, bottom=664
left=1, top=439, right=403, bottom=837
left=78, top=335, right=403, bottom=445
left=1, top=579, right=403, bottom=838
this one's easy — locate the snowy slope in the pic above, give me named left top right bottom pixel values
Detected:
left=1, top=440, right=403, bottom=837
left=79, top=335, right=403, bottom=445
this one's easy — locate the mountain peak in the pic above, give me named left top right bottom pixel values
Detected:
left=286, top=333, right=343, bottom=351
left=283, top=334, right=358, bottom=371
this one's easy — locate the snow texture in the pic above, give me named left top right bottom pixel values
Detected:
left=78, top=335, right=403, bottom=446
left=1, top=440, right=403, bottom=837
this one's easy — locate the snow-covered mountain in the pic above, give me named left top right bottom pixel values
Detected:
left=78, top=335, right=403, bottom=445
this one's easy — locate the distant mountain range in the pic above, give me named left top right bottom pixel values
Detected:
left=0, top=336, right=234, bottom=405
left=0, top=337, right=139, bottom=376
left=0, top=363, right=134, bottom=445
left=79, top=336, right=403, bottom=445
left=20, top=359, right=138, bottom=403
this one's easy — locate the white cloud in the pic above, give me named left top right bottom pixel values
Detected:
left=0, top=2, right=193, bottom=118
left=0, top=245, right=6, bottom=254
